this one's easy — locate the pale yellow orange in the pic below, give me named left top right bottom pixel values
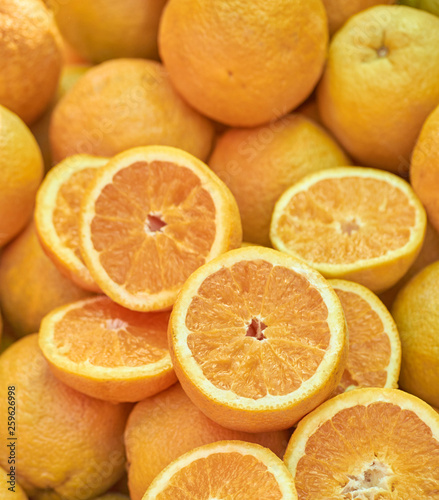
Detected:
left=209, top=114, right=350, bottom=246
left=159, top=0, right=328, bottom=127
left=0, top=465, right=28, bottom=500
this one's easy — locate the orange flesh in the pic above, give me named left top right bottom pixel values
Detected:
left=333, top=289, right=391, bottom=395
left=185, top=260, right=331, bottom=399
left=155, top=452, right=283, bottom=499
left=276, top=178, right=415, bottom=264
left=294, top=402, right=439, bottom=499
left=91, top=161, right=216, bottom=294
left=52, top=298, right=170, bottom=367
left=54, top=167, right=99, bottom=264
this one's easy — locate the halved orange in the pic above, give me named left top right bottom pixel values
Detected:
left=38, top=295, right=176, bottom=402
left=35, top=154, right=108, bottom=291
left=142, top=440, right=297, bottom=499
left=168, top=246, right=347, bottom=433
left=270, top=167, right=426, bottom=293
left=330, top=279, right=401, bottom=396
left=79, top=146, right=242, bottom=311
left=284, top=388, right=439, bottom=499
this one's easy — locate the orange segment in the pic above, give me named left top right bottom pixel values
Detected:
left=169, top=246, right=347, bottom=432
left=35, top=154, right=108, bottom=291
left=329, top=279, right=401, bottom=395
left=80, top=146, right=242, bottom=311
left=284, top=388, right=439, bottom=499
left=143, top=441, right=297, bottom=499
left=270, top=167, right=426, bottom=293
left=38, top=295, right=177, bottom=402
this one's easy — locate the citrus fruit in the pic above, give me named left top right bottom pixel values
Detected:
left=379, top=220, right=439, bottom=309
left=159, top=0, right=328, bottom=127
left=322, top=0, right=396, bottom=35
left=0, top=334, right=130, bottom=500
left=317, top=5, right=439, bottom=172
left=209, top=114, right=350, bottom=246
left=31, top=64, right=92, bottom=172
left=143, top=441, right=297, bottom=500
left=391, top=261, right=439, bottom=408
left=0, top=465, right=28, bottom=500
left=94, top=495, right=129, bottom=500
left=125, top=383, right=291, bottom=499
left=270, top=167, right=427, bottom=293
left=39, top=295, right=176, bottom=402
left=329, top=279, right=401, bottom=395
left=79, top=145, right=242, bottom=312
left=35, top=154, right=108, bottom=291
left=49, top=0, right=167, bottom=63
left=0, top=0, right=62, bottom=125
left=399, top=0, right=439, bottom=15
left=284, top=388, right=439, bottom=499
left=0, top=222, right=92, bottom=337
left=0, top=105, right=44, bottom=247
left=168, top=246, right=347, bottom=433
left=50, top=59, right=215, bottom=162
left=411, top=103, right=439, bottom=234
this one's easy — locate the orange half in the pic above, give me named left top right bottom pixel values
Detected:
left=169, top=246, right=347, bottom=432
left=142, top=441, right=297, bottom=500
left=38, top=295, right=176, bottom=402
left=35, top=154, right=108, bottom=291
left=330, top=279, right=401, bottom=395
left=284, top=388, right=439, bottom=499
left=79, top=146, right=242, bottom=311
left=270, top=167, right=426, bottom=293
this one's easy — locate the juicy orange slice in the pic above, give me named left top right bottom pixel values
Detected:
left=38, top=295, right=176, bottom=402
left=329, top=279, right=401, bottom=396
left=169, top=246, right=347, bottom=433
left=270, top=167, right=426, bottom=293
left=35, top=154, right=108, bottom=291
left=284, top=388, right=439, bottom=499
left=142, top=440, right=297, bottom=500
left=79, top=146, right=242, bottom=311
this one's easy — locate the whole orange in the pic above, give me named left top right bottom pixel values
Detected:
left=159, top=0, right=328, bottom=127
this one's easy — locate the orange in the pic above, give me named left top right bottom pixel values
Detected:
left=125, top=383, right=291, bottom=499
left=0, top=465, right=28, bottom=500
left=0, top=222, right=92, bottom=337
left=379, top=220, right=439, bottom=309
left=0, top=105, right=44, bottom=247
left=35, top=154, right=108, bottom=291
left=284, top=388, right=439, bottom=499
left=94, top=495, right=129, bottom=500
left=329, top=279, right=401, bottom=395
left=79, top=146, right=242, bottom=312
left=39, top=295, right=176, bottom=402
left=168, top=246, right=347, bottom=433
left=0, top=335, right=131, bottom=500
left=49, top=0, right=168, bottom=63
left=209, top=114, right=350, bottom=246
left=0, top=0, right=62, bottom=125
left=322, top=0, right=396, bottom=35
left=31, top=64, right=92, bottom=172
left=270, top=167, right=427, bottom=293
left=317, top=5, right=439, bottom=172
left=392, top=261, right=439, bottom=408
left=411, top=103, right=439, bottom=234
left=143, top=441, right=297, bottom=499
left=159, top=0, right=328, bottom=127
left=50, top=59, right=215, bottom=162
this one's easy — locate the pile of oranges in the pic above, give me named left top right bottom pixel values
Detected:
left=1, top=0, right=439, bottom=499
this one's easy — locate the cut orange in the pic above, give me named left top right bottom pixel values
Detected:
left=39, top=295, right=176, bottom=402
left=168, top=246, right=347, bottom=433
left=35, top=154, right=108, bottom=291
left=270, top=167, right=426, bottom=293
left=284, top=388, right=439, bottom=499
left=79, top=146, right=242, bottom=311
left=142, top=440, right=297, bottom=499
left=329, top=279, right=401, bottom=395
